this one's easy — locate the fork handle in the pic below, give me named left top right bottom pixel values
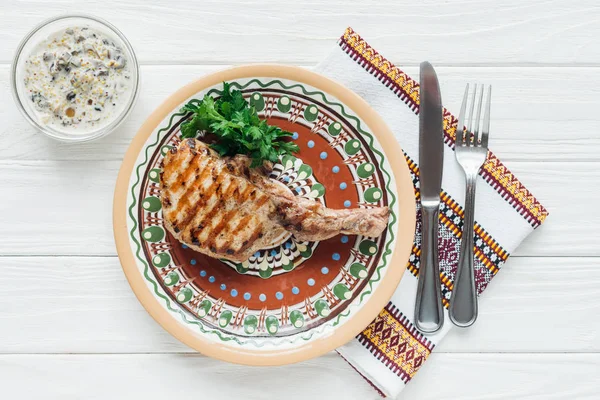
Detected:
left=414, top=205, right=444, bottom=334
left=449, top=173, right=478, bottom=327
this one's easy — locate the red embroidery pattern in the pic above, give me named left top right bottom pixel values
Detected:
left=358, top=303, right=434, bottom=384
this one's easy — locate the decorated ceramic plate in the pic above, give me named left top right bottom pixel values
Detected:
left=113, top=65, right=416, bottom=365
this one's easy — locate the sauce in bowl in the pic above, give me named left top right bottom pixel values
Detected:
left=12, top=15, right=139, bottom=142
left=23, top=26, right=132, bottom=134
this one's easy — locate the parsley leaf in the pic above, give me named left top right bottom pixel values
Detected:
left=179, top=82, right=299, bottom=167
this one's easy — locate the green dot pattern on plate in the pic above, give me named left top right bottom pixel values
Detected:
left=328, top=122, right=342, bottom=136
left=176, top=287, right=193, bottom=303
left=359, top=240, right=378, bottom=256
left=357, top=163, right=375, bottom=178
left=161, top=145, right=173, bottom=156
left=244, top=315, right=258, bottom=334
left=148, top=168, right=161, bottom=183
left=364, top=187, right=383, bottom=203
left=152, top=252, right=171, bottom=268
left=290, top=310, right=305, bottom=328
left=164, top=271, right=179, bottom=286
left=281, top=260, right=295, bottom=271
left=281, top=155, right=299, bottom=171
left=277, top=96, right=292, bottom=113
left=296, top=164, right=313, bottom=182
left=308, top=183, right=325, bottom=198
left=197, top=299, right=212, bottom=318
left=333, top=283, right=352, bottom=300
left=142, top=226, right=165, bottom=243
left=344, top=139, right=362, bottom=155
left=142, top=196, right=162, bottom=212
left=297, top=242, right=312, bottom=258
left=303, top=105, right=318, bottom=122
left=219, top=310, right=233, bottom=327
left=259, top=267, right=273, bottom=279
left=349, top=263, right=369, bottom=279
left=265, top=315, right=279, bottom=335
left=235, top=263, right=249, bottom=274
left=314, top=299, right=331, bottom=317
left=249, top=92, right=265, bottom=111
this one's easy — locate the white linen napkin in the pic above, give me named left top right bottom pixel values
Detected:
left=315, top=27, right=548, bottom=398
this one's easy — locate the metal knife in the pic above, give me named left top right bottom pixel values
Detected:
left=414, top=61, right=445, bottom=334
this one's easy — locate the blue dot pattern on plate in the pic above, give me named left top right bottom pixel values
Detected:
left=332, top=166, right=340, bottom=173
left=259, top=294, right=266, bottom=302
left=253, top=251, right=261, bottom=258
left=339, top=182, right=347, bottom=190
left=244, top=292, right=251, bottom=300
left=230, top=289, right=238, bottom=297
left=276, top=291, right=284, bottom=300
left=307, top=278, right=315, bottom=286
left=292, top=287, right=300, bottom=295
left=341, top=235, right=349, bottom=243
left=320, top=151, right=328, bottom=160
left=182, top=244, right=188, bottom=249
left=285, top=242, right=292, bottom=249
left=200, top=270, right=207, bottom=277
left=321, top=266, right=329, bottom=274
left=190, top=259, right=197, bottom=265
left=292, top=132, right=299, bottom=140
left=270, top=249, right=277, bottom=257
left=307, top=140, right=315, bottom=148
left=220, top=284, right=226, bottom=290
left=295, top=187, right=302, bottom=193
left=344, top=200, right=351, bottom=207
left=332, top=253, right=341, bottom=261
left=283, top=176, right=290, bottom=183
left=209, top=276, right=216, bottom=283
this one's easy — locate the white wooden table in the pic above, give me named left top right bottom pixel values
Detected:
left=2, top=1, right=599, bottom=398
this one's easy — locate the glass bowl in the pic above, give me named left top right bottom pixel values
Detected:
left=11, top=14, right=140, bottom=142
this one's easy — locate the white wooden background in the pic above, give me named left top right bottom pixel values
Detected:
left=1, top=0, right=599, bottom=398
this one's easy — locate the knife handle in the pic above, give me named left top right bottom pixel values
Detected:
left=414, top=204, right=444, bottom=334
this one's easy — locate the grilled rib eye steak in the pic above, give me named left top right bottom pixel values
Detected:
left=160, top=139, right=390, bottom=262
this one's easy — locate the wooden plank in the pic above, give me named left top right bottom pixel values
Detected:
left=0, top=353, right=598, bottom=399
left=404, top=353, right=600, bottom=400
left=0, top=159, right=593, bottom=256
left=0, top=256, right=597, bottom=353
left=3, top=65, right=600, bottom=162
left=2, top=0, right=599, bottom=65
left=506, top=161, right=595, bottom=256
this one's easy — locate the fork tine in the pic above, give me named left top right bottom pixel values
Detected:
left=456, top=84, right=469, bottom=147
left=481, top=85, right=492, bottom=148
left=466, top=84, right=477, bottom=146
left=473, top=84, right=484, bottom=146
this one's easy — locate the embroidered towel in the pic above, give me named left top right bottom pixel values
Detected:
left=315, top=28, right=549, bottom=398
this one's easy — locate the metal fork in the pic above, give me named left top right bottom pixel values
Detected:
left=448, top=84, right=492, bottom=328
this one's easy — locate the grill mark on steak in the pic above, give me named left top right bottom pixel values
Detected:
left=161, top=147, right=183, bottom=186
left=254, top=194, right=270, bottom=208
left=201, top=183, right=249, bottom=246
left=227, top=213, right=254, bottom=240
left=165, top=156, right=208, bottom=222
left=172, top=152, right=200, bottom=190
left=177, top=165, right=227, bottom=234
left=208, top=188, right=269, bottom=251
left=236, top=223, right=264, bottom=254
left=189, top=176, right=244, bottom=245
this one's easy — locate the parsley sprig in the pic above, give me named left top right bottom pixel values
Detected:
left=180, top=82, right=299, bottom=167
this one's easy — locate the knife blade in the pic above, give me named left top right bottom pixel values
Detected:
left=414, top=61, right=445, bottom=334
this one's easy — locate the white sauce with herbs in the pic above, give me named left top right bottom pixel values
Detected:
left=22, top=26, right=132, bottom=134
